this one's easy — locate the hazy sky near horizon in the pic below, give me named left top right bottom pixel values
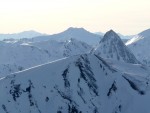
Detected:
left=0, top=0, right=150, bottom=35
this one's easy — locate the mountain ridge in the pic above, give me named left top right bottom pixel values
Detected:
left=0, top=54, right=149, bottom=113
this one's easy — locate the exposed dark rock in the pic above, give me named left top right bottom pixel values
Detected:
left=76, top=55, right=98, bottom=96
left=2, top=104, right=9, bottom=113
left=62, top=67, right=70, bottom=88
left=123, top=76, right=145, bottom=95
left=107, top=81, right=117, bottom=97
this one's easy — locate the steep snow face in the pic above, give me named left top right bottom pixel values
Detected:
left=0, top=30, right=46, bottom=40
left=126, top=29, right=150, bottom=66
left=31, top=27, right=101, bottom=46
left=93, top=30, right=139, bottom=64
left=0, top=39, right=92, bottom=76
left=0, top=54, right=149, bottom=113
left=104, top=59, right=150, bottom=78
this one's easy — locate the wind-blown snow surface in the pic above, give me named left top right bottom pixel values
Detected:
left=126, top=29, right=150, bottom=66
left=31, top=27, right=101, bottom=46
left=93, top=30, right=139, bottom=64
left=0, top=54, right=150, bottom=113
left=0, top=39, right=91, bottom=76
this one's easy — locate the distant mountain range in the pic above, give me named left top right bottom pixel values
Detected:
left=0, top=27, right=133, bottom=46
left=0, top=30, right=46, bottom=40
left=31, top=27, right=101, bottom=46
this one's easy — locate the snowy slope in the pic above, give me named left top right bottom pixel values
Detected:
left=0, top=42, right=50, bottom=76
left=0, top=44, right=50, bottom=66
left=31, top=38, right=92, bottom=60
left=0, top=54, right=149, bottom=113
left=0, top=30, right=46, bottom=40
left=126, top=28, right=150, bottom=66
left=0, top=39, right=91, bottom=76
left=104, top=58, right=150, bottom=78
left=31, top=27, right=101, bottom=46
left=93, top=30, right=139, bottom=64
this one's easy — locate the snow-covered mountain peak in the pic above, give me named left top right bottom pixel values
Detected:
left=65, top=27, right=86, bottom=32
left=60, top=27, right=100, bottom=41
left=100, top=30, right=122, bottom=43
left=93, top=30, right=139, bottom=64
left=32, top=27, right=101, bottom=46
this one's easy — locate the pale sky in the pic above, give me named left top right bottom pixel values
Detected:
left=0, top=0, right=150, bottom=35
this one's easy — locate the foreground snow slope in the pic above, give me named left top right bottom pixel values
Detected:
left=0, top=54, right=149, bottom=113
left=126, top=28, right=150, bottom=66
left=93, top=30, right=139, bottom=64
